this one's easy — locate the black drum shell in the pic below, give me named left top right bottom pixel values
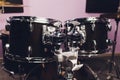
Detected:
left=2, top=16, right=61, bottom=74
left=74, top=17, right=111, bottom=53
left=8, top=16, right=61, bottom=57
left=25, top=61, right=58, bottom=80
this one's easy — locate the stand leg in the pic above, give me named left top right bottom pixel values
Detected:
left=107, top=19, right=120, bottom=80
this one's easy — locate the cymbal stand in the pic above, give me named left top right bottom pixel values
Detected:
left=107, top=18, right=120, bottom=80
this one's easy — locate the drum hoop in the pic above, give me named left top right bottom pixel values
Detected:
left=8, top=16, right=61, bottom=25
left=74, top=17, right=109, bottom=24
left=5, top=53, right=56, bottom=63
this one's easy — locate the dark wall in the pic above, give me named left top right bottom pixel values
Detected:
left=6, top=0, right=23, bottom=4
left=86, top=0, right=119, bottom=13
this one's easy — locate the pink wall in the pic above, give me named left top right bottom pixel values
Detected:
left=0, top=0, right=120, bottom=55
left=28, top=0, right=100, bottom=22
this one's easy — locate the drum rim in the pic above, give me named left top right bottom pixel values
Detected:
left=5, top=53, right=56, bottom=63
left=7, top=16, right=61, bottom=24
left=74, top=17, right=110, bottom=24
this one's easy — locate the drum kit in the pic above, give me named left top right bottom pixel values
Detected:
left=100, top=13, right=120, bottom=80
left=0, top=16, right=112, bottom=80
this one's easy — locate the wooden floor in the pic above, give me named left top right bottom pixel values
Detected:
left=0, top=53, right=120, bottom=80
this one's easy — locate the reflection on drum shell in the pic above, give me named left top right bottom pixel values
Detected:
left=8, top=16, right=61, bottom=57
left=74, top=17, right=111, bottom=53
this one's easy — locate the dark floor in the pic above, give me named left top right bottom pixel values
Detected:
left=0, top=53, right=120, bottom=80
left=79, top=53, right=120, bottom=80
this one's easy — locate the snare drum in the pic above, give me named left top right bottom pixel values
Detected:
left=74, top=17, right=111, bottom=53
left=2, top=16, right=61, bottom=74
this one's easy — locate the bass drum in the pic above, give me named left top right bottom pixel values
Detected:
left=56, top=59, right=98, bottom=80
left=74, top=17, right=111, bottom=54
left=3, top=16, right=61, bottom=74
left=25, top=61, right=58, bottom=80
left=73, top=64, right=98, bottom=80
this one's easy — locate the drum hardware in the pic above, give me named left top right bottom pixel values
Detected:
left=2, top=62, right=26, bottom=80
left=104, top=39, right=114, bottom=53
left=56, top=20, right=99, bottom=80
left=107, top=18, right=120, bottom=80
left=64, top=17, right=114, bottom=80
left=81, top=64, right=99, bottom=80
left=100, top=13, right=120, bottom=79
left=1, top=67, right=16, bottom=79
left=64, top=20, right=85, bottom=52
left=0, top=16, right=105, bottom=80
left=5, top=24, right=10, bottom=31
left=43, top=20, right=63, bottom=49
left=0, top=33, right=19, bottom=79
left=74, top=17, right=112, bottom=54
left=78, top=39, right=98, bottom=55
left=55, top=51, right=99, bottom=80
left=4, top=44, right=27, bottom=80
left=18, top=65, right=25, bottom=80
left=57, top=58, right=76, bottom=80
left=24, top=64, right=41, bottom=80
left=4, top=44, right=56, bottom=64
left=54, top=47, right=86, bottom=80
left=1, top=16, right=63, bottom=80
